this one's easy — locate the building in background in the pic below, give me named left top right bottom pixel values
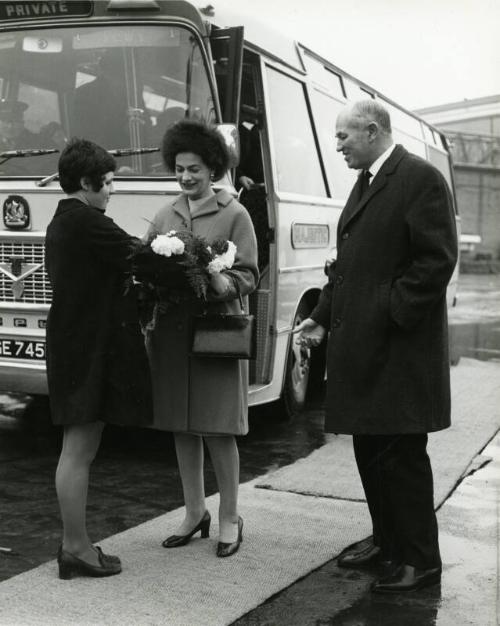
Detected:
left=416, top=95, right=500, bottom=270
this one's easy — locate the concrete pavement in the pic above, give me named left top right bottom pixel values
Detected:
left=0, top=357, right=499, bottom=625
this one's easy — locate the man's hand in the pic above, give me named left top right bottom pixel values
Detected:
left=238, top=175, right=255, bottom=190
left=292, top=318, right=326, bottom=348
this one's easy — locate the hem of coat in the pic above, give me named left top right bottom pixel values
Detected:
left=323, top=422, right=452, bottom=435
left=152, top=427, right=249, bottom=436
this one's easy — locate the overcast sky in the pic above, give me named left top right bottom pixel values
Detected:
left=223, top=0, right=498, bottom=110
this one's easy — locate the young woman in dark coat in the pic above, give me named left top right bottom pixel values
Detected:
left=45, top=138, right=152, bottom=579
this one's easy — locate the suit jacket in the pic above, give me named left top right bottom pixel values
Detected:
left=45, top=198, right=152, bottom=426
left=311, top=145, right=458, bottom=435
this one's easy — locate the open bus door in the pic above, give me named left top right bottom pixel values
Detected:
left=209, top=26, right=244, bottom=124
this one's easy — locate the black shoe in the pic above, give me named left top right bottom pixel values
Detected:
left=162, top=510, right=211, bottom=548
left=338, top=543, right=381, bottom=568
left=95, top=546, right=121, bottom=565
left=57, top=546, right=122, bottom=580
left=371, top=564, right=442, bottom=593
left=217, top=516, right=243, bottom=558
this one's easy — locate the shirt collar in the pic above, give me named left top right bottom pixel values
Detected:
left=367, top=143, right=396, bottom=181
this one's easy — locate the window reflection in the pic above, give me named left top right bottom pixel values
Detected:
left=0, top=26, right=215, bottom=176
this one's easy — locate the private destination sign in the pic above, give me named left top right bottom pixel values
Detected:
left=0, top=2, right=92, bottom=20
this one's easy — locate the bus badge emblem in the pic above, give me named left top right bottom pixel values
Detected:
left=0, top=256, right=43, bottom=301
left=3, top=195, right=31, bottom=230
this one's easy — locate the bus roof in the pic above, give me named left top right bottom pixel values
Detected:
left=206, top=0, right=304, bottom=72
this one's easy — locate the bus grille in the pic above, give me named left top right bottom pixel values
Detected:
left=0, top=241, right=52, bottom=304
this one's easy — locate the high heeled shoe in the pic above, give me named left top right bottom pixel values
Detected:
left=162, top=510, right=211, bottom=548
left=217, top=516, right=243, bottom=558
left=57, top=546, right=122, bottom=580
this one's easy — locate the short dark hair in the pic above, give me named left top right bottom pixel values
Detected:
left=161, top=119, right=229, bottom=180
left=58, top=137, right=116, bottom=194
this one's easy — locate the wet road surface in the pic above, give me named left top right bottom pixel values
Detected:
left=0, top=273, right=499, bottom=593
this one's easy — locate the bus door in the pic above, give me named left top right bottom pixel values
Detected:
left=236, top=51, right=275, bottom=387
left=210, top=34, right=274, bottom=388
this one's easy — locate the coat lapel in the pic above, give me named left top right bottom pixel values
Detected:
left=172, top=189, right=233, bottom=224
left=340, top=144, right=408, bottom=231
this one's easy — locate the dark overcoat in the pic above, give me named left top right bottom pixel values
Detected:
left=312, top=145, right=458, bottom=435
left=45, top=198, right=152, bottom=426
left=145, top=190, right=259, bottom=435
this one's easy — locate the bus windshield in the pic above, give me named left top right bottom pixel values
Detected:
left=0, top=24, right=215, bottom=177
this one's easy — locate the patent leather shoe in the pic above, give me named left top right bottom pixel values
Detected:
left=337, top=543, right=382, bottom=568
left=371, top=564, right=442, bottom=593
left=217, top=516, right=243, bottom=558
left=57, top=546, right=122, bottom=580
left=162, top=510, right=211, bottom=548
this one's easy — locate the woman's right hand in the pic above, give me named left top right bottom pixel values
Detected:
left=209, top=272, right=232, bottom=297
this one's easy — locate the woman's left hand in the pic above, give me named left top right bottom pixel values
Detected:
left=210, top=272, right=231, bottom=296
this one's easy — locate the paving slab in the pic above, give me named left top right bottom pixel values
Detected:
left=256, top=358, right=500, bottom=506
left=0, top=358, right=498, bottom=625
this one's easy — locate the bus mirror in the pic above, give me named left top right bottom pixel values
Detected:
left=216, top=123, right=240, bottom=168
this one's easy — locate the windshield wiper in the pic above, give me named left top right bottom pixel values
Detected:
left=36, top=146, right=160, bottom=187
left=0, top=148, right=59, bottom=166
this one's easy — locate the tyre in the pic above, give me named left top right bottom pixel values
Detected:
left=277, top=300, right=313, bottom=420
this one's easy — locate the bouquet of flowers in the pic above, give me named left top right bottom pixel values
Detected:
left=131, top=229, right=237, bottom=300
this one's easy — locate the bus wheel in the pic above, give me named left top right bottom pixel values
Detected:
left=279, top=300, right=311, bottom=419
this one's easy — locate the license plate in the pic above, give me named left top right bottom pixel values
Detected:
left=0, top=339, right=45, bottom=360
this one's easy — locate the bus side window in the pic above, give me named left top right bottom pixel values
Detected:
left=265, top=66, right=326, bottom=197
left=309, top=89, right=356, bottom=199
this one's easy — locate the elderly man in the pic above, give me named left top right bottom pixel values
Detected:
left=296, top=100, right=458, bottom=592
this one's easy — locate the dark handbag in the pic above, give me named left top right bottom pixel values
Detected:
left=191, top=280, right=256, bottom=359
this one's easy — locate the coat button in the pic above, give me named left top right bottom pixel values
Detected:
left=342, top=232, right=349, bottom=240
left=333, top=317, right=341, bottom=328
left=336, top=274, right=344, bottom=285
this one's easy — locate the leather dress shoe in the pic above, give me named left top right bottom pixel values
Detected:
left=57, top=546, right=122, bottom=580
left=338, top=543, right=381, bottom=568
left=371, top=564, right=441, bottom=593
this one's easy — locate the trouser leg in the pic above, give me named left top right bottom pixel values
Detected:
left=353, top=434, right=397, bottom=559
left=385, top=433, right=441, bottom=569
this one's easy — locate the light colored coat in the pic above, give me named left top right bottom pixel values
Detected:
left=145, top=189, right=258, bottom=435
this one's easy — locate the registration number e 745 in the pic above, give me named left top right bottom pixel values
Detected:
left=0, top=339, right=46, bottom=360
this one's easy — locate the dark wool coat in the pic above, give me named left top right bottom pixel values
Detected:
left=312, top=145, right=458, bottom=435
left=145, top=190, right=259, bottom=435
left=45, top=198, right=152, bottom=426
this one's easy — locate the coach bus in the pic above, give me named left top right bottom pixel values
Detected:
left=0, top=0, right=459, bottom=419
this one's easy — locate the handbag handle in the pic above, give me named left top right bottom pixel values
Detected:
left=229, top=273, right=246, bottom=314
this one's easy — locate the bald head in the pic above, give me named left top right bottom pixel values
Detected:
left=335, top=99, right=394, bottom=170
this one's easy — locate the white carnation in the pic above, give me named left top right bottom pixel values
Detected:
left=207, top=241, right=237, bottom=274
left=151, top=234, right=185, bottom=257
left=208, top=257, right=226, bottom=275
left=223, top=241, right=237, bottom=268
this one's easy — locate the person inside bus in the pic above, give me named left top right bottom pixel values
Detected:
left=72, top=50, right=136, bottom=150
left=0, top=99, right=38, bottom=151
left=45, top=138, right=152, bottom=579
left=236, top=119, right=264, bottom=192
left=235, top=118, right=269, bottom=271
left=0, top=99, right=44, bottom=175
left=295, top=100, right=457, bottom=593
left=144, top=119, right=258, bottom=558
